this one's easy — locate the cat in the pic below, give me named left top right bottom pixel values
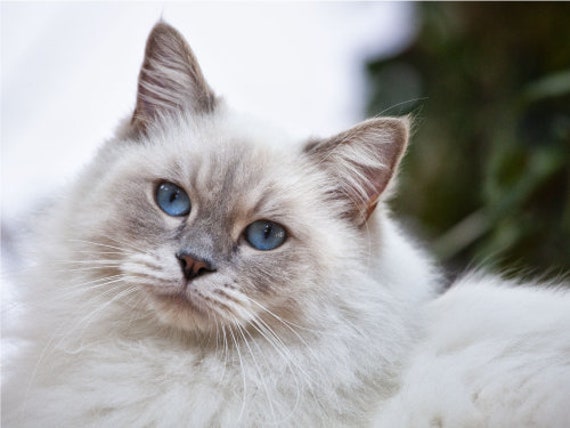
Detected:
left=2, top=21, right=569, bottom=428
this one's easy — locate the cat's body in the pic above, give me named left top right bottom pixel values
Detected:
left=2, top=22, right=569, bottom=427
left=378, top=276, right=570, bottom=427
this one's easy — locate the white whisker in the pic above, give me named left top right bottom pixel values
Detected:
left=236, top=322, right=275, bottom=416
left=228, top=325, right=247, bottom=422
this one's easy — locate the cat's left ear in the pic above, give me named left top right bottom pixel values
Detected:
left=303, top=117, right=409, bottom=226
left=131, top=22, right=218, bottom=134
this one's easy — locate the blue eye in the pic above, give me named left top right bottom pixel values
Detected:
left=245, top=220, right=287, bottom=251
left=156, top=182, right=191, bottom=217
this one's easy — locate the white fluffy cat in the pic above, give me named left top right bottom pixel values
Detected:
left=2, top=22, right=569, bottom=427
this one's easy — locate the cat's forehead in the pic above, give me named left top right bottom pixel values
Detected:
left=135, top=111, right=308, bottom=217
left=144, top=109, right=295, bottom=167
left=161, top=118, right=288, bottom=186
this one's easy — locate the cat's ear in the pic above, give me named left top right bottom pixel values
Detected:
left=303, top=117, right=409, bottom=226
left=131, top=21, right=217, bottom=134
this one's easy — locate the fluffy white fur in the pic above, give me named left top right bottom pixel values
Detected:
left=375, top=276, right=570, bottom=427
left=3, top=108, right=436, bottom=426
left=3, top=22, right=570, bottom=428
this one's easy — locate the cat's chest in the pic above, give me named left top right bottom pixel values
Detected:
left=38, top=335, right=322, bottom=426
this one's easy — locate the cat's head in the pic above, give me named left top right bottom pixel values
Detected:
left=70, top=22, right=409, bottom=336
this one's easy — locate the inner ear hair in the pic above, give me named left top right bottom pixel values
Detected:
left=131, top=21, right=218, bottom=135
left=304, top=117, right=409, bottom=226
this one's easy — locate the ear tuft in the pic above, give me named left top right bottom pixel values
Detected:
left=304, top=117, right=409, bottom=225
left=131, top=22, right=217, bottom=134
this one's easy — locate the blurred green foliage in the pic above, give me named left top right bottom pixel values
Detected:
left=367, top=3, right=570, bottom=277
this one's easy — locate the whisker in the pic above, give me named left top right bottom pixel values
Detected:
left=234, top=319, right=278, bottom=425
left=245, top=315, right=312, bottom=423
left=67, top=239, right=135, bottom=254
left=228, top=325, right=247, bottom=422
left=243, top=295, right=320, bottom=335
left=218, top=324, right=230, bottom=383
left=51, top=259, right=122, bottom=266
left=55, top=284, right=139, bottom=349
left=22, top=278, right=133, bottom=406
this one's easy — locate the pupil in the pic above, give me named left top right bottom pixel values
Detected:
left=169, top=191, right=178, bottom=203
left=263, top=223, right=272, bottom=239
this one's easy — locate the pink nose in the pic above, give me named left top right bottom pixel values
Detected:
left=177, top=253, right=215, bottom=281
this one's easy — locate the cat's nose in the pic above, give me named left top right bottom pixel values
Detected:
left=176, top=252, right=215, bottom=281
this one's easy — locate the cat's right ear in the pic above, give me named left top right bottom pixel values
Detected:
left=130, top=22, right=217, bottom=135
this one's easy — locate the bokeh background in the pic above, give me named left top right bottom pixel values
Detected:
left=2, top=2, right=569, bottom=284
left=367, top=3, right=570, bottom=279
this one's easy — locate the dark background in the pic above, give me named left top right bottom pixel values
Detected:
left=366, top=3, right=570, bottom=279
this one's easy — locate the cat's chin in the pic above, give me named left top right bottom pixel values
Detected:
left=144, top=291, right=240, bottom=334
left=147, top=291, right=219, bottom=333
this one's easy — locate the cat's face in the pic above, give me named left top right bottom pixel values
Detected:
left=79, top=115, right=339, bottom=334
left=69, top=23, right=408, bottom=336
